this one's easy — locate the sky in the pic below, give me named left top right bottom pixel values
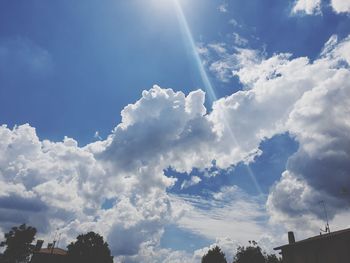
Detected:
left=0, top=0, right=350, bottom=262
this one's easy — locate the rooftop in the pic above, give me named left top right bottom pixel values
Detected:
left=274, top=228, right=350, bottom=250
left=34, top=248, right=67, bottom=256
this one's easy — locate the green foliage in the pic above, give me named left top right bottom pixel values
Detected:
left=201, top=245, right=227, bottom=263
left=0, top=224, right=37, bottom=263
left=232, top=241, right=281, bottom=263
left=67, top=231, right=113, bottom=263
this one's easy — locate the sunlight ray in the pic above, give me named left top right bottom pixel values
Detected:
left=172, top=0, right=263, bottom=195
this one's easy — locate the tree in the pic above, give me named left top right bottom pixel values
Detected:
left=232, top=241, right=282, bottom=263
left=265, top=254, right=282, bottom=263
left=67, top=231, right=113, bottom=263
left=233, top=241, right=265, bottom=263
left=201, top=245, right=227, bottom=263
left=0, top=224, right=37, bottom=263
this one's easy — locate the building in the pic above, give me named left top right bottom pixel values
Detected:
left=274, top=228, right=350, bottom=263
left=30, top=240, right=67, bottom=263
left=30, top=248, right=67, bottom=263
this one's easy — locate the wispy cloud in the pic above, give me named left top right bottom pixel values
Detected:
left=170, top=186, right=284, bottom=260
left=181, top=176, right=201, bottom=189
left=0, top=37, right=53, bottom=80
left=218, top=2, right=228, bottom=13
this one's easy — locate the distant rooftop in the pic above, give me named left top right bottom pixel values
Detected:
left=34, top=248, right=67, bottom=256
left=274, top=228, right=350, bottom=250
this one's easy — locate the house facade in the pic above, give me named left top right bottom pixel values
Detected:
left=274, top=228, right=350, bottom=263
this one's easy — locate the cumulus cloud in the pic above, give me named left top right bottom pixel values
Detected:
left=204, top=33, right=350, bottom=227
left=265, top=36, right=350, bottom=228
left=292, top=0, right=350, bottom=14
left=268, top=60, right=350, bottom=226
left=0, top=86, right=224, bottom=260
left=197, top=33, right=350, bottom=247
left=0, top=87, right=215, bottom=259
left=1, top=31, right=350, bottom=261
left=0, top=124, right=106, bottom=233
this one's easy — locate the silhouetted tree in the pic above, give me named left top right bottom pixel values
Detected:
left=67, top=231, right=113, bottom=263
left=233, top=241, right=265, bottom=263
left=0, top=224, right=36, bottom=263
left=265, top=254, right=282, bottom=263
left=232, top=241, right=281, bottom=263
left=201, top=245, right=227, bottom=263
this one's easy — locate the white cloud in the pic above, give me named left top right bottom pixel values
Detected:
left=0, top=87, right=215, bottom=260
left=94, top=131, right=102, bottom=140
left=171, top=187, right=268, bottom=242
left=331, top=0, right=350, bottom=13
left=218, top=2, right=228, bottom=13
left=114, top=245, right=195, bottom=263
left=0, top=123, right=175, bottom=259
left=204, top=33, right=350, bottom=227
left=207, top=43, right=227, bottom=55
left=206, top=45, right=262, bottom=84
left=1, top=32, right=350, bottom=262
left=229, top=18, right=239, bottom=27
left=292, top=0, right=321, bottom=14
left=180, top=176, right=201, bottom=189
left=268, top=60, right=350, bottom=224
left=100, top=86, right=215, bottom=175
left=320, top=35, right=338, bottom=57
left=232, top=33, right=248, bottom=47
left=193, top=237, right=239, bottom=263
left=292, top=0, right=350, bottom=14
left=264, top=37, right=350, bottom=228
left=0, top=124, right=106, bottom=233
left=170, top=186, right=284, bottom=261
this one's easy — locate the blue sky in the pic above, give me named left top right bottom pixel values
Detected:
left=2, top=0, right=349, bottom=144
left=1, top=0, right=350, bottom=262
